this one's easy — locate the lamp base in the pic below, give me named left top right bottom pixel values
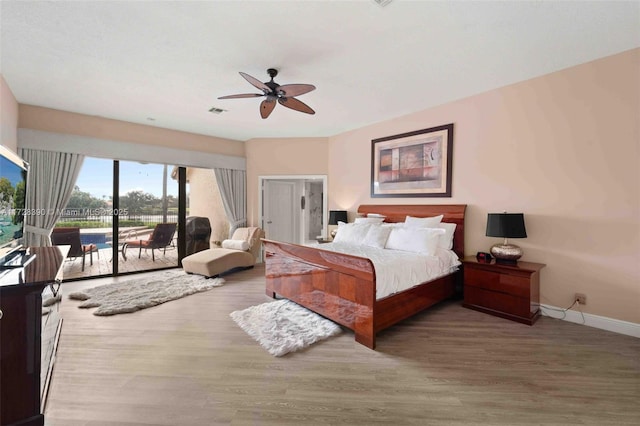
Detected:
left=490, top=243, right=523, bottom=265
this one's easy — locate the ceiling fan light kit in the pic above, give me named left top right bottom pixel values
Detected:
left=218, top=68, right=316, bottom=119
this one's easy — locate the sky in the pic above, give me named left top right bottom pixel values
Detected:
left=0, top=155, right=27, bottom=187
left=75, top=157, right=178, bottom=199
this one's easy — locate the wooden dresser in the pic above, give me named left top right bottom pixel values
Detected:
left=0, top=246, right=68, bottom=426
left=461, top=256, right=545, bottom=325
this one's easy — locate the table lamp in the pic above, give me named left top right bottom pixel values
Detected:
left=486, top=212, right=527, bottom=264
left=328, top=210, right=348, bottom=239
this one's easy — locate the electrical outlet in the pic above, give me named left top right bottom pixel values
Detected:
left=575, top=293, right=587, bottom=305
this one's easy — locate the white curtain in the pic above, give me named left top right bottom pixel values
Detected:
left=214, top=168, right=246, bottom=237
left=19, top=148, right=85, bottom=246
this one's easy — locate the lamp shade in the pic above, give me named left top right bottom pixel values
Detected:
left=486, top=213, right=527, bottom=238
left=328, top=210, right=348, bottom=225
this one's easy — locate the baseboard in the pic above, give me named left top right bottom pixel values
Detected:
left=540, top=304, right=640, bottom=338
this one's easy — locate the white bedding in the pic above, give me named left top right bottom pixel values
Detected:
left=318, top=242, right=461, bottom=300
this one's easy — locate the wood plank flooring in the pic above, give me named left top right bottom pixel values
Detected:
left=45, top=265, right=640, bottom=425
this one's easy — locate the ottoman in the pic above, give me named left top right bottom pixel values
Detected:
left=182, top=248, right=255, bottom=278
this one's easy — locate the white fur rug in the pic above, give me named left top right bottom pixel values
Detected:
left=68, top=270, right=225, bottom=316
left=230, top=299, right=342, bottom=357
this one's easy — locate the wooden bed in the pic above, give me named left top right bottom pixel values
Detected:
left=262, top=204, right=466, bottom=349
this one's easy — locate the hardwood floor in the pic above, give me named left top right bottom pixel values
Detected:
left=45, top=265, right=640, bottom=425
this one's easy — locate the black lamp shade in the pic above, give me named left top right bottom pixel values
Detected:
left=486, top=213, right=527, bottom=238
left=328, top=210, right=348, bottom=225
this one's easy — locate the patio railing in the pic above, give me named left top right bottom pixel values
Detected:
left=57, top=213, right=179, bottom=226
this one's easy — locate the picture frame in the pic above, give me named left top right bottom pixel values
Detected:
left=371, top=123, right=453, bottom=198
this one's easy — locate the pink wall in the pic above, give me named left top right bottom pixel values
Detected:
left=245, top=137, right=328, bottom=227
left=328, top=49, right=640, bottom=324
left=0, top=75, right=19, bottom=152
left=18, top=105, right=245, bottom=157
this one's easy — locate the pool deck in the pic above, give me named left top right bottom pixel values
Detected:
left=61, top=243, right=178, bottom=280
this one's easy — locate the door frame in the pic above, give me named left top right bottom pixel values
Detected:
left=258, top=175, right=328, bottom=243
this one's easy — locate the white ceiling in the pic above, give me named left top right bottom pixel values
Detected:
left=1, top=1, right=638, bottom=142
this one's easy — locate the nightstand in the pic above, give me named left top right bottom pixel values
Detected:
left=461, top=256, right=545, bottom=325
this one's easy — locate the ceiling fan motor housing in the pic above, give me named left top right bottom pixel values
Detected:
left=267, top=68, right=278, bottom=78
left=265, top=69, right=280, bottom=93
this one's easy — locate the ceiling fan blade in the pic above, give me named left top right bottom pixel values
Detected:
left=218, top=93, right=264, bottom=99
left=278, top=97, right=315, bottom=115
left=260, top=99, right=276, bottom=119
left=240, top=72, right=272, bottom=93
left=276, top=84, right=316, bottom=97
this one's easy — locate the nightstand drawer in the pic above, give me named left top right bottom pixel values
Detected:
left=464, top=286, right=532, bottom=319
left=464, top=267, right=530, bottom=298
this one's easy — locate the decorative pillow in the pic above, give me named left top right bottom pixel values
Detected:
left=384, top=226, right=445, bottom=256
left=221, top=239, right=250, bottom=251
left=362, top=224, right=392, bottom=249
left=404, top=214, right=444, bottom=228
left=437, top=222, right=457, bottom=250
left=354, top=217, right=385, bottom=224
left=332, top=222, right=372, bottom=244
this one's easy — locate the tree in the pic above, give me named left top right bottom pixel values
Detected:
left=119, top=190, right=158, bottom=215
left=66, top=187, right=108, bottom=210
left=0, top=177, right=15, bottom=209
left=12, top=180, right=25, bottom=224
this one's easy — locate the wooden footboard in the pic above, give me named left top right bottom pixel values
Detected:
left=263, top=239, right=378, bottom=348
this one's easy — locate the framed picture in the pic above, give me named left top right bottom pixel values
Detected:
left=371, top=123, right=453, bottom=197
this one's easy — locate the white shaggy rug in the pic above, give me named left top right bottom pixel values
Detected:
left=230, top=299, right=342, bottom=357
left=68, top=269, right=225, bottom=316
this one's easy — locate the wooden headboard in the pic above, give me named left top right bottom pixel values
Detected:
left=357, top=204, right=467, bottom=258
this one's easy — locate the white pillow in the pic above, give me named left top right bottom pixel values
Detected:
left=332, top=222, right=371, bottom=244
left=354, top=217, right=385, bottom=224
left=221, top=239, right=250, bottom=251
left=404, top=214, right=444, bottom=228
left=362, top=225, right=392, bottom=249
left=436, top=222, right=457, bottom=250
left=382, top=222, right=405, bottom=229
left=367, top=213, right=386, bottom=218
left=385, top=227, right=445, bottom=256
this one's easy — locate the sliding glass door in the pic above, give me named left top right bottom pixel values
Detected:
left=117, top=161, right=179, bottom=273
left=55, top=157, right=185, bottom=280
left=55, top=157, right=114, bottom=279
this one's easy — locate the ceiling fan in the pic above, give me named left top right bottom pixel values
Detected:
left=218, top=68, right=316, bottom=119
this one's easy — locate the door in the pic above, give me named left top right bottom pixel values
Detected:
left=303, top=181, right=323, bottom=242
left=260, top=175, right=327, bottom=245
left=118, top=161, right=179, bottom=273
left=263, top=180, right=298, bottom=243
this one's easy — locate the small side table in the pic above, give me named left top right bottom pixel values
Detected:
left=107, top=241, right=128, bottom=262
left=461, top=256, right=545, bottom=325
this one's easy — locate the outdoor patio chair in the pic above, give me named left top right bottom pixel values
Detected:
left=51, top=227, right=97, bottom=271
left=125, top=223, right=177, bottom=261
